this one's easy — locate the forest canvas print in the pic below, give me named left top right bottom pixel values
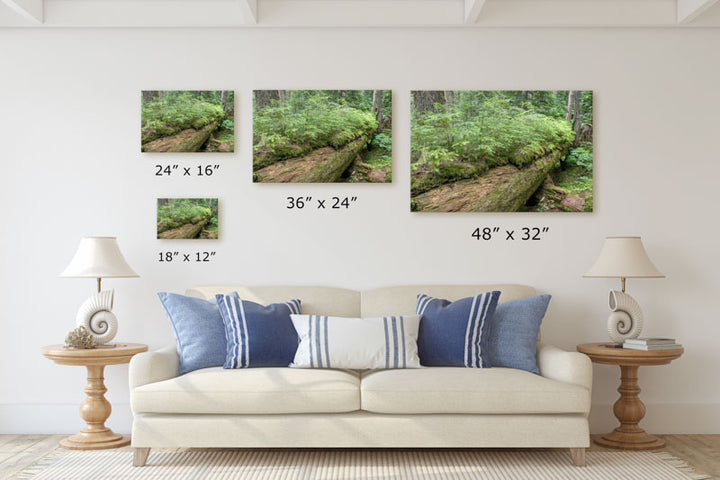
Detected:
left=142, top=91, right=234, bottom=153
left=157, top=199, right=219, bottom=240
left=253, top=90, right=392, bottom=183
left=411, top=90, right=593, bottom=213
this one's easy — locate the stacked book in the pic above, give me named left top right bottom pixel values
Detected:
left=623, top=338, right=682, bottom=351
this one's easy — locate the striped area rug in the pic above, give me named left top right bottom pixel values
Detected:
left=13, top=449, right=710, bottom=480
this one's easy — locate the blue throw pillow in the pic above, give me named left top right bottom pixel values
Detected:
left=486, top=295, right=551, bottom=374
left=216, top=295, right=301, bottom=368
left=157, top=292, right=230, bottom=375
left=416, top=291, right=500, bottom=367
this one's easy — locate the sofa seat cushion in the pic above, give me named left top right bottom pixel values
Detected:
left=132, top=367, right=360, bottom=414
left=360, top=367, right=590, bottom=414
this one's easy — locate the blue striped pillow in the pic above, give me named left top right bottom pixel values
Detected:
left=289, top=314, right=421, bottom=369
left=216, top=295, right=301, bottom=368
left=416, top=291, right=500, bottom=367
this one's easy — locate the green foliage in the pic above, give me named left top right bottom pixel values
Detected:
left=220, top=119, right=234, bottom=131
left=412, top=95, right=575, bottom=172
left=584, top=193, right=593, bottom=212
left=142, top=92, right=226, bottom=144
left=370, top=132, right=392, bottom=152
left=254, top=92, right=380, bottom=163
left=366, top=132, right=392, bottom=168
left=563, top=145, right=593, bottom=171
left=157, top=199, right=213, bottom=233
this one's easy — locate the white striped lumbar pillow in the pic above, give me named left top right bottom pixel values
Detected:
left=289, top=314, right=421, bottom=369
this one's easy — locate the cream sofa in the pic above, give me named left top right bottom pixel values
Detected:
left=129, top=285, right=592, bottom=467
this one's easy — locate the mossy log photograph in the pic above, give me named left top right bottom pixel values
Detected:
left=157, top=198, right=219, bottom=240
left=253, top=90, right=392, bottom=183
left=410, top=90, right=593, bottom=212
left=142, top=91, right=234, bottom=153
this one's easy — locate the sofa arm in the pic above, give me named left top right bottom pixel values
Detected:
left=536, top=343, right=593, bottom=392
left=129, top=345, right=179, bottom=390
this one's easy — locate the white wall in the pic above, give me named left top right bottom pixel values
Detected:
left=1, top=27, right=719, bottom=435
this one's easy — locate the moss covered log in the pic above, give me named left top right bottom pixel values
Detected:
left=413, top=150, right=563, bottom=212
left=157, top=219, right=208, bottom=239
left=254, top=133, right=372, bottom=183
left=411, top=161, right=488, bottom=196
left=142, top=121, right=219, bottom=153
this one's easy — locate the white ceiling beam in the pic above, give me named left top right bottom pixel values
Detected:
left=238, top=0, right=257, bottom=24
left=260, top=0, right=462, bottom=26
left=1, top=0, right=43, bottom=24
left=677, top=0, right=720, bottom=23
left=38, top=0, right=257, bottom=27
left=476, top=0, right=676, bottom=26
left=464, top=0, right=487, bottom=24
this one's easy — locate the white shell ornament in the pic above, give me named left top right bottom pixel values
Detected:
left=76, top=290, right=117, bottom=344
left=606, top=290, right=644, bottom=344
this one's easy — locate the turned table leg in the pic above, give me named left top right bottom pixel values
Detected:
left=594, top=365, right=665, bottom=450
left=60, top=365, right=129, bottom=450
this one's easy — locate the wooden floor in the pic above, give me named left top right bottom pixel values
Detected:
left=1, top=434, right=718, bottom=479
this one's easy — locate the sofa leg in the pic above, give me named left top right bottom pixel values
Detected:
left=133, top=447, right=150, bottom=467
left=569, top=448, right=586, bottom=466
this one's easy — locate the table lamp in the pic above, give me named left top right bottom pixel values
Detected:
left=583, top=236, right=664, bottom=344
left=60, top=236, right=139, bottom=345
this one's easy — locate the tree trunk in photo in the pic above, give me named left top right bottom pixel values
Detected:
left=413, top=91, right=446, bottom=114
left=157, top=199, right=169, bottom=208
left=571, top=93, right=583, bottom=146
left=371, top=90, right=383, bottom=125
left=444, top=91, right=454, bottom=106
left=278, top=90, right=286, bottom=103
left=255, top=90, right=280, bottom=109
left=142, top=91, right=160, bottom=104
left=565, top=90, right=576, bottom=122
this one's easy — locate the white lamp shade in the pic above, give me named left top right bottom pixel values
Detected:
left=60, top=236, right=139, bottom=278
left=584, top=236, right=664, bottom=278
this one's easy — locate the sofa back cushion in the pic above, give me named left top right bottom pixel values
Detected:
left=361, top=285, right=537, bottom=317
left=186, top=286, right=361, bottom=317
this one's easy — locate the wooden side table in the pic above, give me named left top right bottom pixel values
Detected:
left=41, top=343, right=148, bottom=450
left=577, top=342, right=683, bottom=450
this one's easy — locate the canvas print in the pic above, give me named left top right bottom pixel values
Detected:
left=142, top=91, right=234, bottom=152
left=411, top=90, right=593, bottom=212
left=253, top=90, right=392, bottom=183
left=157, top=199, right=218, bottom=239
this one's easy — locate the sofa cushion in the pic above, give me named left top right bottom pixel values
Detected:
left=132, top=367, right=360, bottom=414
left=416, top=292, right=500, bottom=368
left=216, top=295, right=301, bottom=369
left=360, top=367, right=590, bottom=414
left=290, top=314, right=421, bottom=369
left=487, top=295, right=551, bottom=374
left=157, top=292, right=229, bottom=375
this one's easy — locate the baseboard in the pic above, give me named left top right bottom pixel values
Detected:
left=2, top=403, right=719, bottom=435
left=0, top=403, right=133, bottom=434
left=589, top=403, right=720, bottom=434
